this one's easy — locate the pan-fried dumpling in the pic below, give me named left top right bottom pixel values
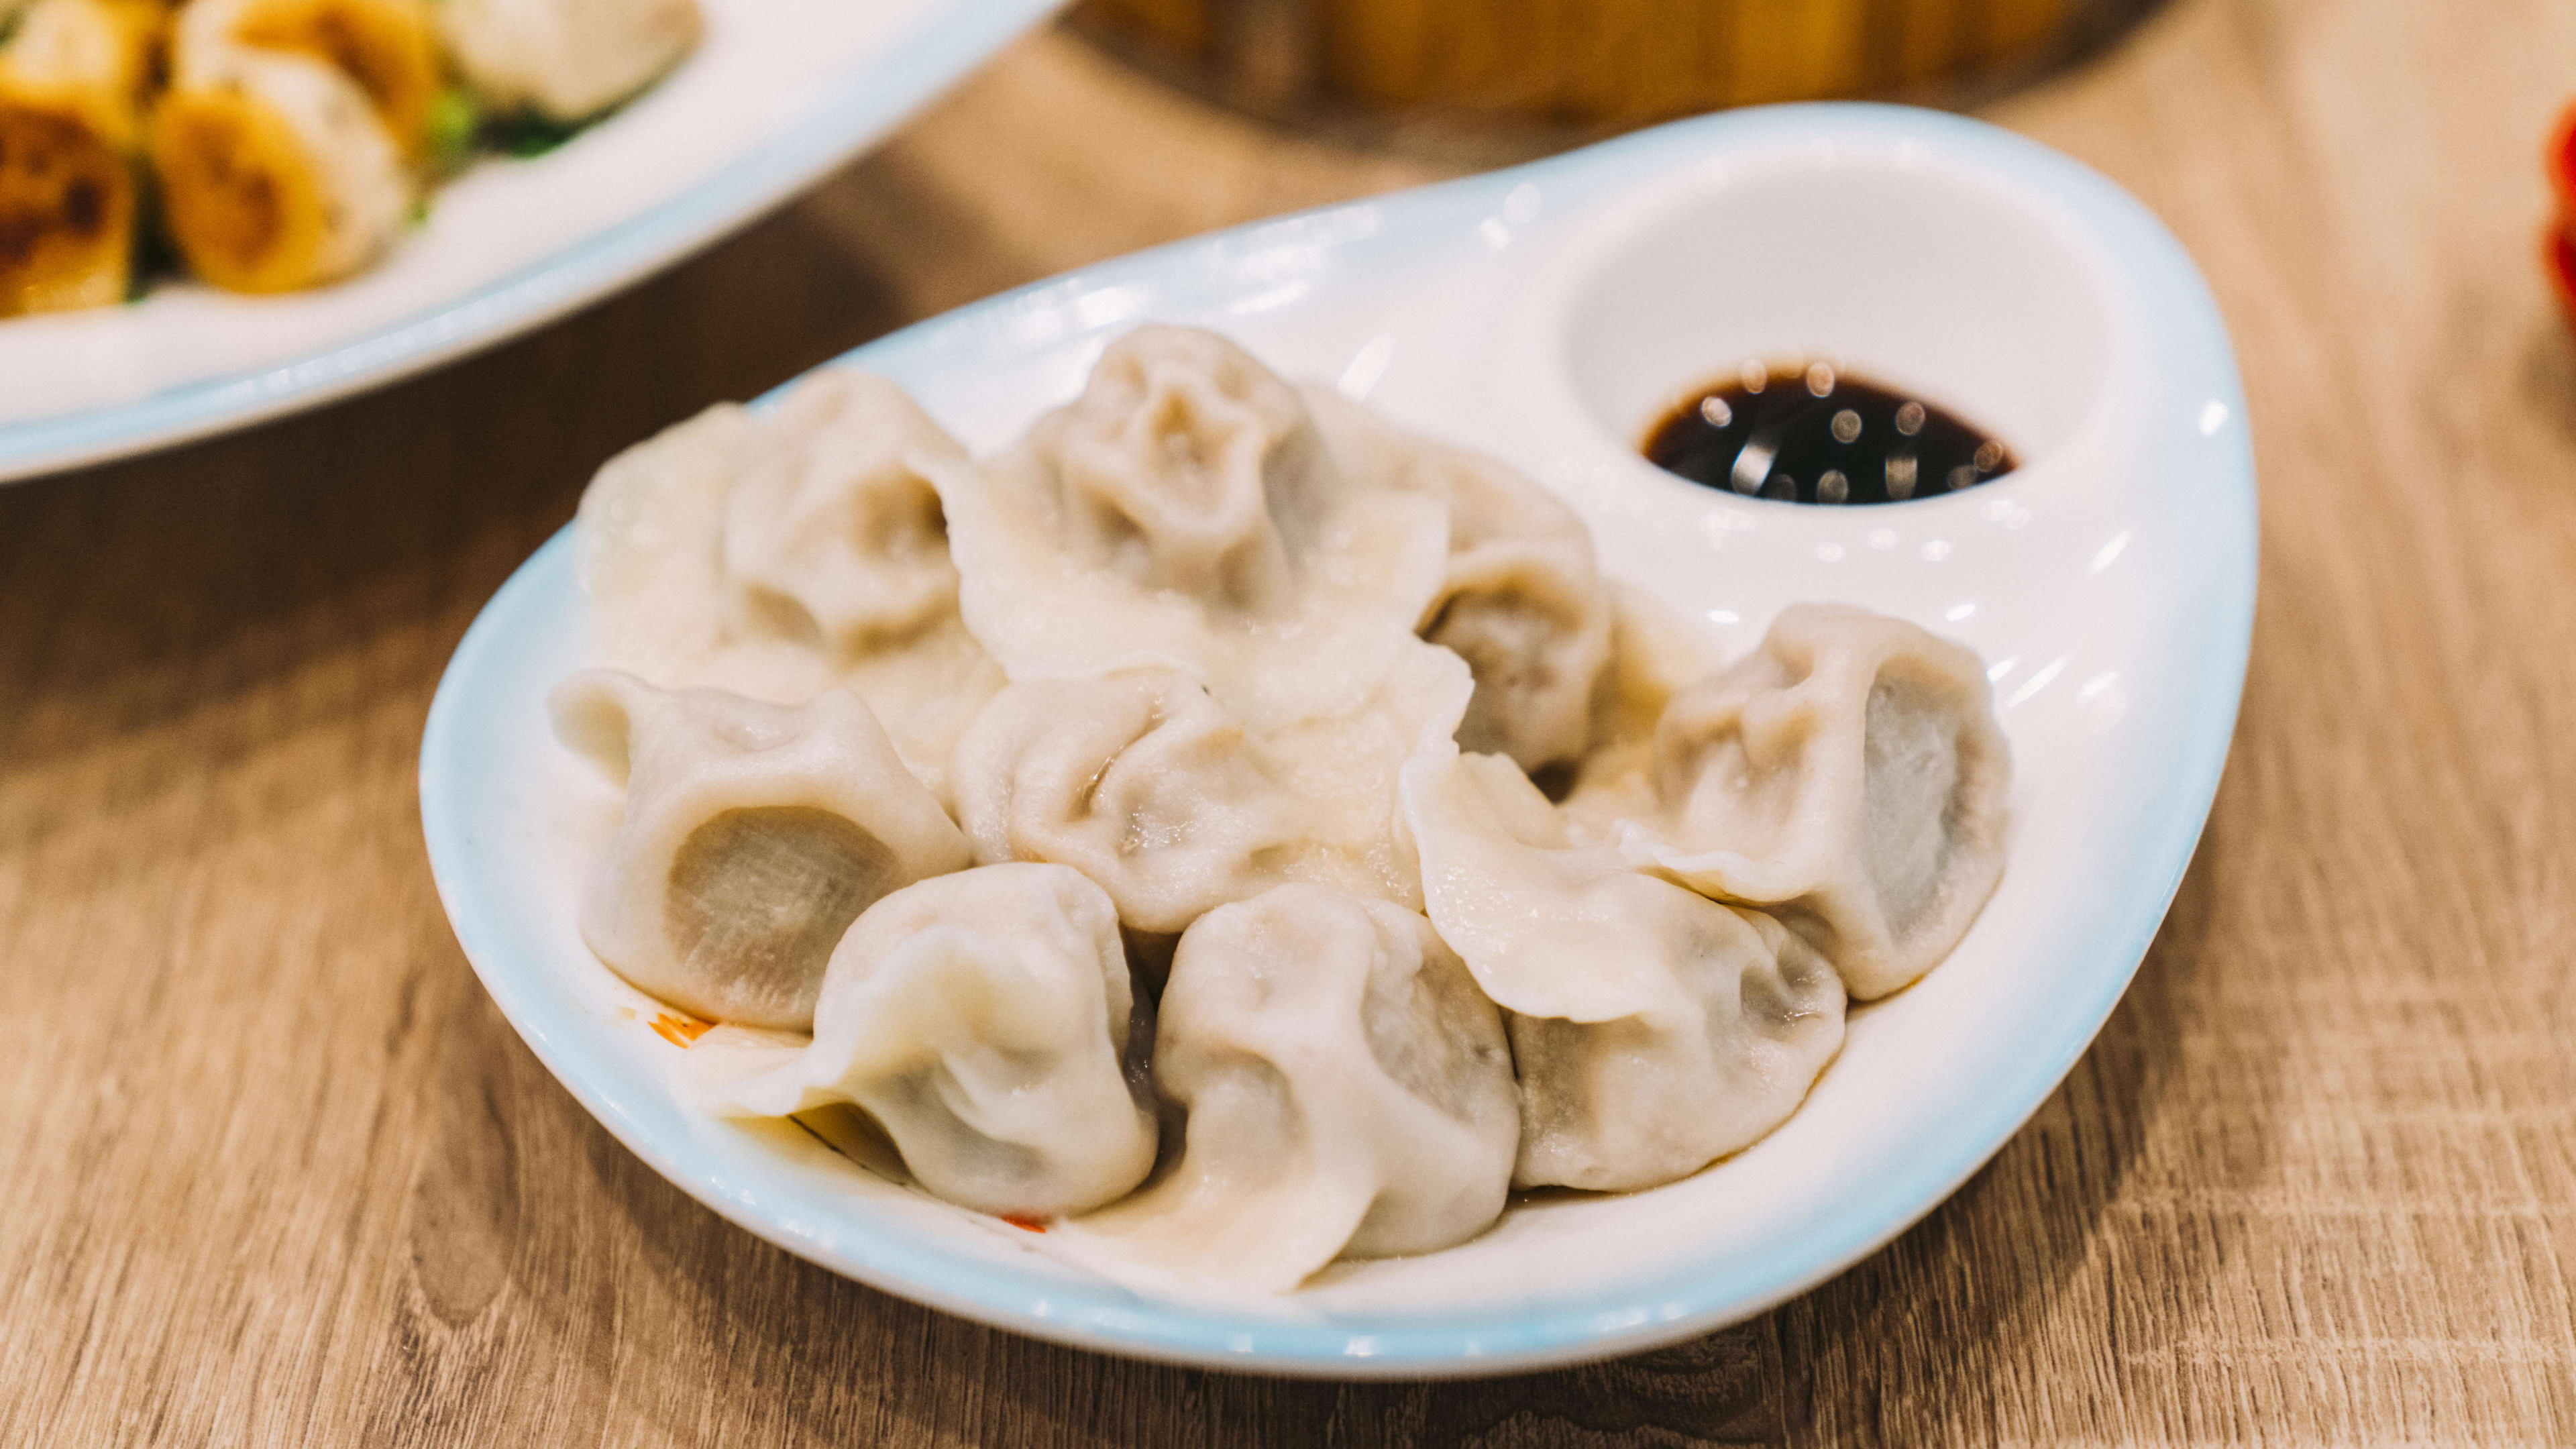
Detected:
left=1053, top=885, right=1516, bottom=1295
left=949, top=646, right=1471, bottom=934
left=152, top=47, right=413, bottom=293
left=1571, top=603, right=2010, bottom=1000
left=1403, top=750, right=1845, bottom=1192
left=1305, top=388, right=1615, bottom=773
left=551, top=669, right=971, bottom=1030
left=173, top=0, right=442, bottom=154
left=0, top=0, right=156, bottom=315
left=936, top=326, right=1449, bottom=730
left=688, top=864, right=1157, bottom=1219
left=577, top=368, right=1005, bottom=802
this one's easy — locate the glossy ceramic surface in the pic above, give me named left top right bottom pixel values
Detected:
left=0, top=0, right=1061, bottom=483
left=421, top=103, right=2255, bottom=1377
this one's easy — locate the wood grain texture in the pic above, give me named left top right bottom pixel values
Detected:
left=3, top=5, right=2575, bottom=1442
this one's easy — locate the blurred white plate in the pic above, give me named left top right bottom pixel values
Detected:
left=421, top=103, right=2255, bottom=1377
left=0, top=0, right=1061, bottom=483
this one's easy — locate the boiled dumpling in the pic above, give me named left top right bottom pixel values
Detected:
left=688, top=864, right=1157, bottom=1219
left=1053, top=885, right=1517, bottom=1294
left=1545, top=582, right=1732, bottom=832
left=551, top=669, right=971, bottom=1030
left=1403, top=751, right=1845, bottom=1191
left=1570, top=603, right=2010, bottom=1000
left=1574, top=583, right=1731, bottom=785
left=718, top=384, right=966, bottom=661
left=577, top=367, right=1005, bottom=802
left=1305, top=387, right=1615, bottom=773
left=948, top=647, right=1471, bottom=935
left=936, top=326, right=1450, bottom=730
left=949, top=668, right=1298, bottom=937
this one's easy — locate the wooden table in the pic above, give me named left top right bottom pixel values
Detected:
left=6, top=4, right=2573, bottom=1442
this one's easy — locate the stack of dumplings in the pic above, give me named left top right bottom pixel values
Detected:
left=553, top=325, right=2015, bottom=1296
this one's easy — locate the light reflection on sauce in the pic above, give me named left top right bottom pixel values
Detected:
left=1644, top=362, right=2015, bottom=505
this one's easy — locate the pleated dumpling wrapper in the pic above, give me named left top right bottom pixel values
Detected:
left=576, top=367, right=1006, bottom=804
left=1403, top=750, right=1847, bottom=1192
left=1052, top=885, right=1517, bottom=1297
left=550, top=669, right=971, bottom=1030
left=1568, top=603, right=2012, bottom=1000
left=1304, top=386, right=1616, bottom=775
left=688, top=864, right=1158, bottom=1220
left=0, top=0, right=161, bottom=314
left=938, top=325, right=1452, bottom=732
left=152, top=45, right=412, bottom=292
left=949, top=645, right=1472, bottom=937
left=1564, top=582, right=1731, bottom=790
left=439, top=0, right=702, bottom=123
left=172, top=0, right=442, bottom=154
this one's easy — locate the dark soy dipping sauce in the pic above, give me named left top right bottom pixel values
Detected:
left=1643, top=362, right=2016, bottom=505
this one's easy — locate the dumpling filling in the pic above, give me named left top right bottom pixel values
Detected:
left=551, top=669, right=971, bottom=1029
left=688, top=864, right=1157, bottom=1219
left=663, top=806, right=900, bottom=1009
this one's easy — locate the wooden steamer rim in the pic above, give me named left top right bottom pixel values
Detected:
left=1077, top=0, right=2142, bottom=138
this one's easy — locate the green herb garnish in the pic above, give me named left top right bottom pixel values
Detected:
left=481, top=108, right=589, bottom=159
left=423, top=85, right=482, bottom=180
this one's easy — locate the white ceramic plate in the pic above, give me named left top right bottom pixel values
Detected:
left=421, top=103, right=2255, bottom=1377
left=0, top=0, right=1061, bottom=484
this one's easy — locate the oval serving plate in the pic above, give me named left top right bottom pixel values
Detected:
left=421, top=103, right=2254, bottom=1377
left=0, top=0, right=1062, bottom=485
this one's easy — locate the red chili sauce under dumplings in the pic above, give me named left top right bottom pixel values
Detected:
left=1643, top=362, right=2015, bottom=505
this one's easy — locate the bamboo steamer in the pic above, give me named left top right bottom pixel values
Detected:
left=1081, top=0, right=2074, bottom=124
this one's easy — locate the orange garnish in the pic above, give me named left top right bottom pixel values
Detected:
left=1000, top=1214, right=1047, bottom=1234
left=651, top=1012, right=712, bottom=1047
